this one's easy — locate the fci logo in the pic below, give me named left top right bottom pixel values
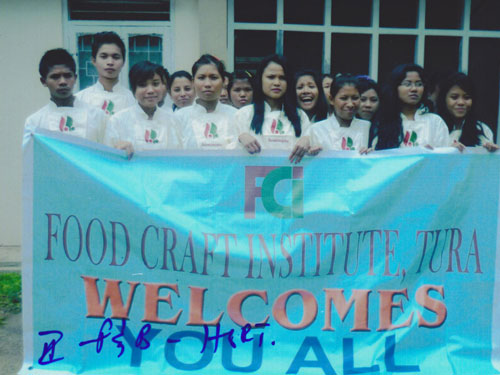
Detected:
left=244, top=166, right=303, bottom=219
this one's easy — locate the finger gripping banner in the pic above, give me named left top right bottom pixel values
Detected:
left=21, top=132, right=500, bottom=375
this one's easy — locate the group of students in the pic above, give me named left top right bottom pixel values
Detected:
left=24, top=31, right=499, bottom=164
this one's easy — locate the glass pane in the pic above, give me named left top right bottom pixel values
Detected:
left=331, top=33, right=370, bottom=75
left=424, top=36, right=460, bottom=75
left=426, top=0, right=463, bottom=29
left=380, top=0, right=418, bottom=28
left=469, top=37, right=500, bottom=135
left=77, top=34, right=98, bottom=90
left=234, top=30, right=277, bottom=72
left=470, top=0, right=500, bottom=31
left=128, top=35, right=163, bottom=68
left=283, top=32, right=323, bottom=72
left=332, top=0, right=372, bottom=27
left=378, top=35, right=416, bottom=83
left=284, top=0, right=325, bottom=25
left=234, top=0, right=277, bottom=23
left=69, top=0, right=170, bottom=21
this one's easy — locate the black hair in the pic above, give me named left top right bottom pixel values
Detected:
left=374, top=63, right=429, bottom=150
left=128, top=61, right=164, bottom=94
left=294, top=69, right=328, bottom=122
left=437, top=72, right=485, bottom=146
left=228, top=70, right=254, bottom=94
left=321, top=73, right=334, bottom=83
left=357, top=76, right=380, bottom=96
left=357, top=76, right=381, bottom=125
left=168, top=70, right=193, bottom=91
left=39, top=48, right=76, bottom=79
left=191, top=54, right=226, bottom=79
left=250, top=54, right=302, bottom=137
left=329, top=74, right=360, bottom=102
left=91, top=31, right=126, bottom=61
left=158, top=66, right=170, bottom=86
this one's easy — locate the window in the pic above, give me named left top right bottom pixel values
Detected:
left=331, top=0, right=371, bottom=27
left=424, top=36, right=460, bottom=74
left=470, top=0, right=500, bottom=31
left=234, top=0, right=276, bottom=23
left=234, top=30, right=276, bottom=72
left=68, top=0, right=170, bottom=21
left=64, top=1, right=172, bottom=90
left=284, top=0, right=324, bottom=25
left=425, top=0, right=463, bottom=29
left=378, top=35, right=416, bottom=83
left=228, top=0, right=500, bottom=139
left=379, top=0, right=418, bottom=28
left=331, top=33, right=370, bottom=76
left=284, top=32, right=323, bottom=72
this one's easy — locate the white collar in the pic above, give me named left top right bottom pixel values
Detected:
left=132, top=102, right=159, bottom=120
left=95, top=80, right=126, bottom=93
left=263, top=101, right=283, bottom=113
left=47, top=96, right=83, bottom=110
left=193, top=100, right=221, bottom=114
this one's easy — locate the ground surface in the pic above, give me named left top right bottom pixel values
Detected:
left=0, top=246, right=22, bottom=375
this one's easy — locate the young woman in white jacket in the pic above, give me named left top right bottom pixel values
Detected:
left=234, top=54, right=311, bottom=163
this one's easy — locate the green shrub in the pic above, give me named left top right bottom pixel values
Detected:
left=0, top=273, right=21, bottom=324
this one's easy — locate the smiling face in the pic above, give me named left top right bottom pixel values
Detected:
left=332, top=85, right=360, bottom=126
left=262, top=62, right=287, bottom=102
left=446, top=85, right=472, bottom=121
left=92, top=43, right=124, bottom=82
left=296, top=75, right=319, bottom=113
left=42, top=64, right=76, bottom=101
left=398, top=71, right=424, bottom=107
left=230, top=79, right=253, bottom=108
left=134, top=73, right=163, bottom=112
left=170, top=76, right=195, bottom=108
left=358, top=88, right=380, bottom=120
left=193, top=64, right=223, bottom=103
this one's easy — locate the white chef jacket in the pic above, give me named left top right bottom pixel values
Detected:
left=23, top=98, right=106, bottom=147
left=175, top=101, right=237, bottom=150
left=104, top=103, right=184, bottom=151
left=76, top=81, right=135, bottom=116
left=234, top=102, right=311, bottom=150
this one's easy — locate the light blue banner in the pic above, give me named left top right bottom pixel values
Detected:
left=22, top=131, right=500, bottom=374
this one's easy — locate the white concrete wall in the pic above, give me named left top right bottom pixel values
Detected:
left=173, top=0, right=201, bottom=71
left=0, top=0, right=63, bottom=246
left=198, top=0, right=228, bottom=64
left=173, top=0, right=228, bottom=72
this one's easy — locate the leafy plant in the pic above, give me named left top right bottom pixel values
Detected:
left=0, top=273, right=21, bottom=324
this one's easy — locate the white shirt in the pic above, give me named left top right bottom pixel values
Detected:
left=23, top=98, right=106, bottom=147
left=104, top=103, right=184, bottom=151
left=400, top=111, right=449, bottom=148
left=76, top=81, right=135, bottom=116
left=449, top=121, right=494, bottom=146
left=234, top=102, right=311, bottom=150
left=175, top=101, right=237, bottom=150
left=307, top=116, right=370, bottom=151
left=159, top=94, right=175, bottom=114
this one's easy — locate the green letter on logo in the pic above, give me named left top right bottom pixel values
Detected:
left=261, top=167, right=303, bottom=219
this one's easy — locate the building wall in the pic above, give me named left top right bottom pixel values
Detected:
left=198, top=0, right=228, bottom=64
left=174, top=0, right=228, bottom=71
left=0, top=0, right=64, bottom=246
left=173, top=0, right=200, bottom=71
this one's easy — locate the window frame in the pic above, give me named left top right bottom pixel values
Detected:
left=228, top=0, right=500, bottom=76
left=62, top=0, right=174, bottom=91
left=228, top=0, right=500, bottom=142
